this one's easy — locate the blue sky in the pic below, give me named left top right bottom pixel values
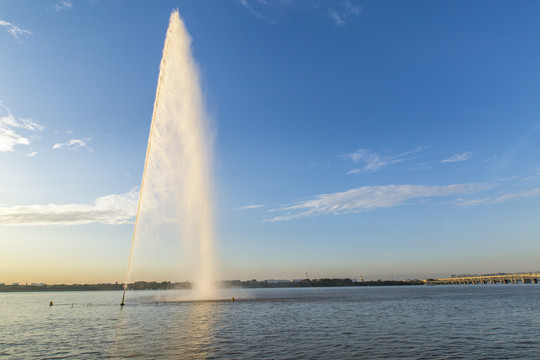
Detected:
left=1, top=0, right=540, bottom=283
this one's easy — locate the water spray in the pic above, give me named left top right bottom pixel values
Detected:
left=120, top=9, right=216, bottom=305
left=120, top=15, right=165, bottom=307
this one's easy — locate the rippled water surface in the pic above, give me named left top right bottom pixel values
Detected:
left=1, top=286, right=540, bottom=359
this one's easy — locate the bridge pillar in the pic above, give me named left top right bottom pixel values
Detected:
left=532, top=278, right=538, bottom=284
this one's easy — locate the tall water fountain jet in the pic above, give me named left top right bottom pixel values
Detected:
left=122, top=10, right=216, bottom=304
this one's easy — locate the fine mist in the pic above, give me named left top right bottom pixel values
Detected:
left=127, top=10, right=216, bottom=300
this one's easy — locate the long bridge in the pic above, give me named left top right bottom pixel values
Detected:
left=424, top=272, right=540, bottom=285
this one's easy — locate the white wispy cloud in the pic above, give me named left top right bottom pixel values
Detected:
left=345, top=146, right=426, bottom=174
left=441, top=151, right=472, bottom=163
left=0, top=102, right=43, bottom=152
left=239, top=0, right=276, bottom=24
left=342, top=0, right=362, bottom=16
left=52, top=139, right=89, bottom=151
left=482, top=155, right=497, bottom=163
left=0, top=189, right=138, bottom=226
left=0, top=18, right=32, bottom=41
left=496, top=175, right=518, bottom=182
left=27, top=151, right=37, bottom=157
left=267, top=183, right=489, bottom=221
left=328, top=11, right=345, bottom=26
left=237, top=204, right=265, bottom=210
left=455, top=188, right=540, bottom=207
left=53, top=0, right=73, bottom=12
left=328, top=0, right=362, bottom=26
left=238, top=0, right=362, bottom=26
left=521, top=170, right=540, bottom=182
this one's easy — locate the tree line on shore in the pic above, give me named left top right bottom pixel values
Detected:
left=0, top=278, right=423, bottom=292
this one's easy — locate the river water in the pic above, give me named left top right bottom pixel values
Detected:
left=1, top=285, right=539, bottom=359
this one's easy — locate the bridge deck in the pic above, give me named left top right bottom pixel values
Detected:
left=424, top=273, right=540, bottom=285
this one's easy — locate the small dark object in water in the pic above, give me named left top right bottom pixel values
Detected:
left=49, top=301, right=53, bottom=307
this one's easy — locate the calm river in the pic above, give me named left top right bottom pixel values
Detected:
left=1, top=285, right=539, bottom=359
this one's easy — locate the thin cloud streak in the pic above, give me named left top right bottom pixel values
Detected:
left=496, top=175, right=519, bottom=182
left=237, top=204, right=265, bottom=210
left=455, top=188, right=540, bottom=207
left=52, top=139, right=88, bottom=151
left=441, top=151, right=472, bottom=163
left=343, top=0, right=362, bottom=16
left=0, top=18, right=32, bottom=40
left=53, top=0, right=73, bottom=12
left=498, top=122, right=540, bottom=171
left=267, top=183, right=490, bottom=222
left=0, top=189, right=138, bottom=226
left=345, top=146, right=426, bottom=174
left=521, top=171, right=540, bottom=182
left=328, top=11, right=345, bottom=26
left=238, top=0, right=362, bottom=26
left=328, top=0, right=362, bottom=26
left=238, top=0, right=276, bottom=24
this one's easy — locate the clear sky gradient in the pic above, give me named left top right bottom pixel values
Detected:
left=1, top=0, right=539, bottom=283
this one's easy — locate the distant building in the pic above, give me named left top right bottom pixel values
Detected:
left=31, top=283, right=45, bottom=286
left=0, top=282, right=5, bottom=285
left=266, top=279, right=290, bottom=284
left=11, top=282, right=19, bottom=286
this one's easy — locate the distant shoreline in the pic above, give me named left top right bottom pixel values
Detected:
left=0, top=279, right=423, bottom=292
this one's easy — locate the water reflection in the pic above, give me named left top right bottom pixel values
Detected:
left=162, top=301, right=218, bottom=359
left=110, top=296, right=220, bottom=359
